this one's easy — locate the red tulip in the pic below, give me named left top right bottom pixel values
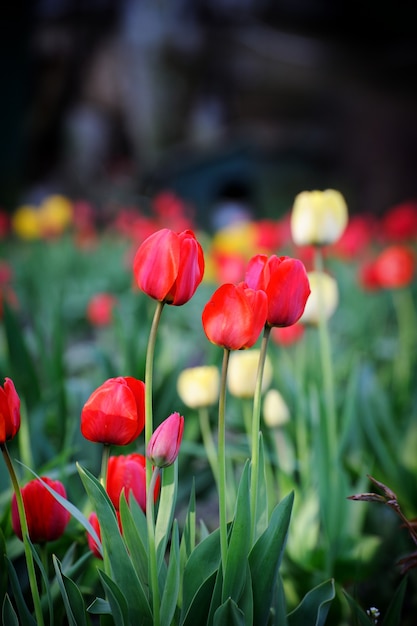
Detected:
left=374, top=245, right=415, bottom=289
left=147, top=412, right=184, bottom=468
left=0, top=378, right=21, bottom=444
left=87, top=512, right=102, bottom=559
left=12, top=477, right=70, bottom=543
left=380, top=201, right=417, bottom=242
left=202, top=282, right=268, bottom=350
left=106, top=453, right=160, bottom=511
left=87, top=293, right=118, bottom=326
left=81, top=377, right=145, bottom=446
left=270, top=323, right=305, bottom=346
left=133, top=228, right=204, bottom=305
left=245, top=255, right=311, bottom=327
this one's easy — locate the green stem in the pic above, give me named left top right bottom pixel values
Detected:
left=145, top=301, right=165, bottom=491
left=100, top=443, right=111, bottom=488
left=198, top=406, right=219, bottom=484
left=147, top=466, right=161, bottom=626
left=218, top=348, right=230, bottom=574
left=392, top=287, right=416, bottom=406
left=249, top=325, right=271, bottom=544
left=314, top=247, right=339, bottom=572
left=1, top=443, right=45, bottom=626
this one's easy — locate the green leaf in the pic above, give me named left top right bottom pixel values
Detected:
left=254, top=434, right=268, bottom=539
left=5, top=558, right=37, bottom=626
left=213, top=597, right=245, bottom=626
left=287, top=579, right=335, bottom=626
left=249, top=491, right=294, bottom=626
left=98, top=570, right=130, bottom=626
left=2, top=593, right=19, bottom=626
left=222, top=461, right=251, bottom=604
left=119, top=492, right=148, bottom=586
left=179, top=480, right=196, bottom=573
left=87, top=598, right=111, bottom=615
left=155, top=462, right=177, bottom=573
left=343, top=591, right=373, bottom=625
left=77, top=463, right=153, bottom=626
left=52, top=555, right=88, bottom=626
left=160, top=521, right=180, bottom=626
left=382, top=575, right=408, bottom=626
left=180, top=528, right=221, bottom=625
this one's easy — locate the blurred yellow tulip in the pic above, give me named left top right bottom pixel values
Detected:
left=300, top=271, right=338, bottom=325
left=227, top=349, right=272, bottom=399
left=263, top=388, right=290, bottom=428
left=177, top=366, right=220, bottom=408
left=291, top=189, right=348, bottom=246
left=11, top=206, right=42, bottom=239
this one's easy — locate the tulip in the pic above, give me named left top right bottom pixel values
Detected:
left=147, top=412, right=184, bottom=468
left=133, top=228, right=204, bottom=305
left=106, top=453, right=160, bottom=511
left=177, top=366, right=220, bottom=408
left=245, top=255, right=311, bottom=327
left=81, top=376, right=145, bottom=446
left=291, top=189, right=348, bottom=246
left=11, top=477, right=70, bottom=543
left=263, top=389, right=290, bottom=428
left=87, top=293, right=118, bottom=326
left=373, top=245, right=415, bottom=289
left=270, top=323, right=305, bottom=346
left=87, top=512, right=102, bottom=559
left=227, top=350, right=273, bottom=398
left=300, top=271, right=338, bottom=325
left=0, top=378, right=21, bottom=444
left=202, top=282, right=268, bottom=350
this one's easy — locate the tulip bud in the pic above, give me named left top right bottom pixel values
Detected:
left=300, top=271, right=338, bottom=325
left=147, top=412, right=184, bottom=468
left=291, top=189, right=348, bottom=246
left=263, top=389, right=290, bottom=428
left=0, top=378, right=21, bottom=444
left=227, top=350, right=272, bottom=398
left=177, top=366, right=220, bottom=408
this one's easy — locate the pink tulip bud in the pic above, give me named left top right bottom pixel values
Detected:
left=147, top=412, right=184, bottom=468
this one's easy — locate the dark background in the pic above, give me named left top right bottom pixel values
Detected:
left=1, top=0, right=417, bottom=228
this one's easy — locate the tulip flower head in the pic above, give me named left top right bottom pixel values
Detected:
left=81, top=376, right=145, bottom=446
left=227, top=350, right=273, bottom=398
left=133, top=228, right=204, bottom=306
left=87, top=293, right=118, bottom=326
left=147, top=412, right=184, bottom=468
left=373, top=245, right=415, bottom=289
left=12, top=477, right=70, bottom=543
left=245, top=255, right=311, bottom=327
left=300, top=271, right=339, bottom=325
left=202, top=282, right=268, bottom=350
left=291, top=189, right=348, bottom=246
left=177, top=366, right=220, bottom=408
left=0, top=378, right=21, bottom=444
left=263, top=389, right=290, bottom=428
left=106, top=453, right=160, bottom=511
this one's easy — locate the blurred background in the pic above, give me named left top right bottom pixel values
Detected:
left=2, top=0, right=417, bottom=230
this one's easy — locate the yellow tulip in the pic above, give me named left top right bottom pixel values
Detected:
left=11, top=205, right=42, bottom=239
left=39, top=195, right=73, bottom=235
left=263, top=389, right=290, bottom=428
left=300, top=271, right=338, bottom=325
left=227, top=349, right=272, bottom=399
left=291, top=189, right=348, bottom=246
left=177, top=366, right=220, bottom=408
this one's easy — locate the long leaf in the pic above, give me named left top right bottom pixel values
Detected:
left=119, top=492, right=148, bottom=586
left=287, top=579, right=335, bottom=626
left=254, top=434, right=268, bottom=539
left=77, top=463, right=153, bottom=626
left=249, top=491, right=294, bottom=626
left=2, top=594, right=19, bottom=626
left=213, top=597, right=245, bottom=626
left=52, top=555, right=88, bottom=626
left=382, top=575, right=408, bottom=626
left=5, top=558, right=37, bottom=626
left=160, top=521, right=180, bottom=626
left=222, top=461, right=251, bottom=604
left=155, top=461, right=177, bottom=572
left=343, top=591, right=373, bottom=625
left=98, top=570, right=130, bottom=626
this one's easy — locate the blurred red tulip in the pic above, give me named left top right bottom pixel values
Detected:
left=133, top=228, right=204, bottom=305
left=0, top=378, right=20, bottom=444
left=81, top=377, right=145, bottom=445
left=87, top=511, right=102, bottom=558
left=12, top=477, right=70, bottom=543
left=270, top=323, right=305, bottom=346
left=147, top=412, right=184, bottom=468
left=380, top=200, right=417, bottom=242
left=245, top=255, right=311, bottom=327
left=106, top=453, right=160, bottom=511
left=374, top=245, right=415, bottom=288
left=87, top=293, right=118, bottom=326
left=202, top=282, right=268, bottom=350
left=331, top=214, right=375, bottom=259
